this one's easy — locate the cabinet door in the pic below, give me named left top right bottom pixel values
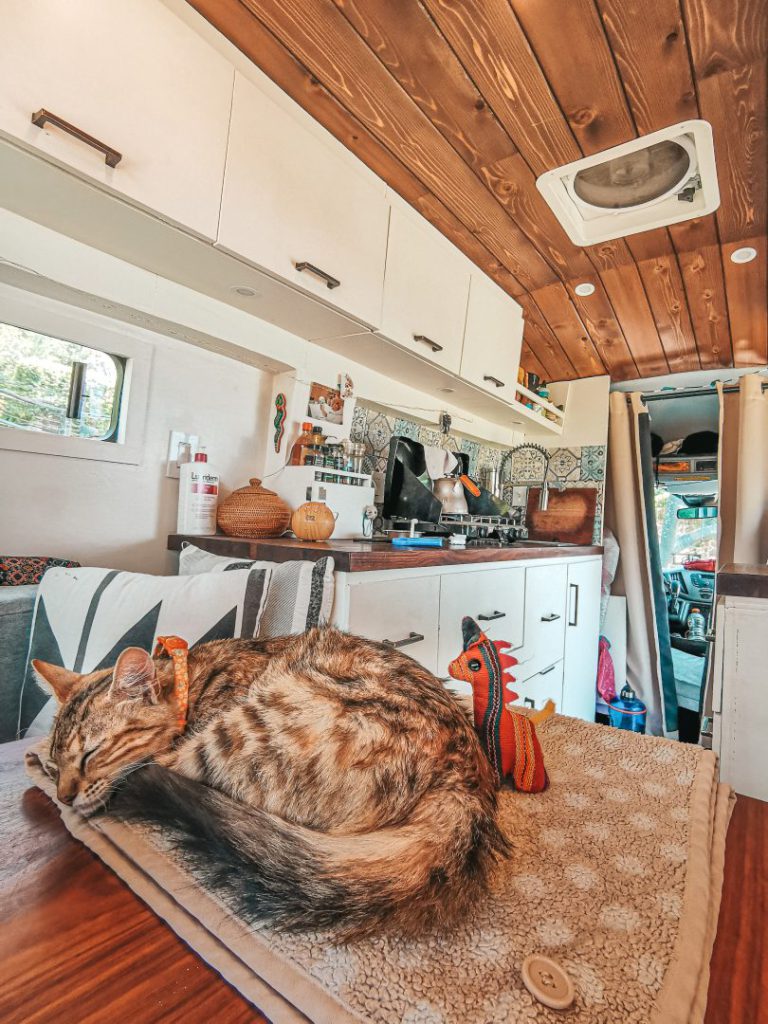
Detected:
left=509, top=660, right=564, bottom=712
left=347, top=576, right=440, bottom=675
left=459, top=274, right=524, bottom=399
left=379, top=206, right=470, bottom=374
left=0, top=0, right=233, bottom=240
left=437, top=567, right=525, bottom=677
left=218, top=73, right=389, bottom=328
left=516, top=563, right=568, bottom=681
left=562, top=559, right=602, bottom=721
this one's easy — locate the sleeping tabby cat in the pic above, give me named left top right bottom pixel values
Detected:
left=33, top=628, right=509, bottom=938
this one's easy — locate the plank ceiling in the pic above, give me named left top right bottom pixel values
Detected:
left=189, top=0, right=767, bottom=383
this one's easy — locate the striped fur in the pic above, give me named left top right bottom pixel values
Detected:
left=37, top=628, right=510, bottom=938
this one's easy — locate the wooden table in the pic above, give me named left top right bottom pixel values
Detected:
left=1, top=738, right=766, bottom=1024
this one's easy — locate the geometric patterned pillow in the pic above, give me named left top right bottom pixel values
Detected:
left=177, top=543, right=335, bottom=637
left=17, top=563, right=272, bottom=738
left=0, top=555, right=80, bottom=587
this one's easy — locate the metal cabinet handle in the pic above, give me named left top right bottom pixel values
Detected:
left=568, top=583, right=579, bottom=627
left=483, top=374, right=506, bottom=388
left=478, top=610, right=506, bottom=621
left=383, top=631, right=425, bottom=649
left=413, top=334, right=444, bottom=353
left=31, top=108, right=122, bottom=167
left=295, top=261, right=341, bottom=289
left=540, top=664, right=557, bottom=675
left=524, top=697, right=536, bottom=708
left=541, top=613, right=561, bottom=622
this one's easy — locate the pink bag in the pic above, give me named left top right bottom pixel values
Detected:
left=597, top=636, right=617, bottom=703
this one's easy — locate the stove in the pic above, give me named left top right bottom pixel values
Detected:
left=387, top=512, right=527, bottom=545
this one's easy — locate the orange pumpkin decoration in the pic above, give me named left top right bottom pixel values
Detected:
left=291, top=501, right=337, bottom=542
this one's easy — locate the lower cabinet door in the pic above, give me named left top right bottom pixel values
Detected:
left=437, top=567, right=525, bottom=677
left=347, top=575, right=440, bottom=675
left=509, top=660, right=564, bottom=712
left=516, top=563, right=568, bottom=681
left=562, top=558, right=602, bottom=721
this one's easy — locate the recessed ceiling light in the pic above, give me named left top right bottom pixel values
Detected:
left=231, top=285, right=258, bottom=296
left=574, top=282, right=596, bottom=297
left=438, top=387, right=455, bottom=394
left=730, top=246, right=758, bottom=264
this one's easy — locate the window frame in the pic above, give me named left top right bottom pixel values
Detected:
left=0, top=284, right=152, bottom=465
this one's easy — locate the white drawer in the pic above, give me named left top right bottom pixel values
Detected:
left=516, top=563, right=568, bottom=681
left=508, top=659, right=564, bottom=713
left=347, top=575, right=440, bottom=675
left=437, top=566, right=525, bottom=676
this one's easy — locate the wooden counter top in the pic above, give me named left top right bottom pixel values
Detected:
left=169, top=534, right=603, bottom=573
left=718, top=563, right=768, bottom=599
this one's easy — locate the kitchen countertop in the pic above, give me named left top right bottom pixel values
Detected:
left=717, top=563, right=768, bottom=599
left=169, top=534, right=603, bottom=572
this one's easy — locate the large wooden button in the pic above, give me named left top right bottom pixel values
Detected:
left=521, top=954, right=575, bottom=1010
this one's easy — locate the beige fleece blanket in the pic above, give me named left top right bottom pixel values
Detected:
left=26, top=716, right=734, bottom=1024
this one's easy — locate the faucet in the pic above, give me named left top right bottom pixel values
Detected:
left=499, top=443, right=554, bottom=511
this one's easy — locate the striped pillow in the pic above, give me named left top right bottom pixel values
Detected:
left=18, top=564, right=271, bottom=738
left=177, top=543, right=335, bottom=637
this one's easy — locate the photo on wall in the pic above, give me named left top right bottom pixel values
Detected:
left=307, top=381, right=345, bottom=425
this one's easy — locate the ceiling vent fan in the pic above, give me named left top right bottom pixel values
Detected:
left=536, top=120, right=719, bottom=246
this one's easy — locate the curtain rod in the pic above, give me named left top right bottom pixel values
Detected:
left=621, top=381, right=768, bottom=404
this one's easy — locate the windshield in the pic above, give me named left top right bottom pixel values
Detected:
left=655, top=489, right=718, bottom=568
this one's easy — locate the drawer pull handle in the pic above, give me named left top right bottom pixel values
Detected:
left=478, top=610, right=506, bottom=621
left=31, top=108, right=122, bottom=167
left=483, top=374, right=506, bottom=388
left=524, top=697, right=536, bottom=708
left=295, top=261, right=341, bottom=289
left=568, top=583, right=579, bottom=627
left=413, top=334, right=444, bottom=353
left=541, top=613, right=561, bottom=622
left=383, top=631, right=425, bottom=649
left=540, top=663, right=557, bottom=675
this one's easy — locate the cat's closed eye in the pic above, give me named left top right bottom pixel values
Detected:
left=80, top=744, right=102, bottom=772
left=45, top=761, right=59, bottom=780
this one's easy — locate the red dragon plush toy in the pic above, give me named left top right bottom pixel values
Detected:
left=448, top=616, right=551, bottom=792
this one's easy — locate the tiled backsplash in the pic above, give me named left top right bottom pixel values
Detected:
left=350, top=401, right=606, bottom=543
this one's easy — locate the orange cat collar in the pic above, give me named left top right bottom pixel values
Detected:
left=153, top=635, right=190, bottom=731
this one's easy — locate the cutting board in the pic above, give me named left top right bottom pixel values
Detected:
left=526, top=487, right=598, bottom=545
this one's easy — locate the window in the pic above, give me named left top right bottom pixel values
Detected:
left=655, top=489, right=718, bottom=568
left=0, top=285, right=152, bottom=465
left=0, top=322, right=125, bottom=441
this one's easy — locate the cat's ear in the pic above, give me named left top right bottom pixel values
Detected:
left=32, top=661, right=82, bottom=703
left=110, top=647, right=162, bottom=704
left=461, top=616, right=481, bottom=651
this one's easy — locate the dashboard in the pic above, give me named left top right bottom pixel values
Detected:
left=664, top=568, right=715, bottom=605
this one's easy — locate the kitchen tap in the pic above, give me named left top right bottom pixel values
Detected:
left=499, top=443, right=556, bottom=511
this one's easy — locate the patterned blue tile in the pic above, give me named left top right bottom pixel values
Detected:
left=548, top=448, right=580, bottom=483
left=459, top=438, right=481, bottom=476
left=581, top=445, right=607, bottom=482
left=393, top=417, right=419, bottom=441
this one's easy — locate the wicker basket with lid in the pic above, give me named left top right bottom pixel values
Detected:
left=216, top=478, right=291, bottom=538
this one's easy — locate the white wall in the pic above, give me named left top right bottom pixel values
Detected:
left=0, top=318, right=270, bottom=573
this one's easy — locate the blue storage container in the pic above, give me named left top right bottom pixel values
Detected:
left=608, top=684, right=647, bottom=734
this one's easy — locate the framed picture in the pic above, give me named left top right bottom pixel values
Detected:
left=307, top=381, right=345, bottom=426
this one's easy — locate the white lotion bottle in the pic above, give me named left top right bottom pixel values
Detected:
left=177, top=446, right=220, bottom=535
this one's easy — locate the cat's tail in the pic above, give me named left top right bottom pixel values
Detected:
left=110, top=764, right=509, bottom=939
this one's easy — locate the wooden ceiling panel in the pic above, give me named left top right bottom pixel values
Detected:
left=722, top=237, right=768, bottom=367
left=531, top=284, right=606, bottom=378
left=678, top=244, right=734, bottom=367
left=636, top=254, right=700, bottom=372
left=189, top=0, right=767, bottom=384
left=508, top=0, right=635, bottom=153
left=421, top=0, right=581, bottom=174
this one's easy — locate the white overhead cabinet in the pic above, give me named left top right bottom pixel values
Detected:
left=378, top=206, right=471, bottom=374
left=218, top=73, right=390, bottom=330
left=0, top=0, right=233, bottom=241
left=460, top=274, right=523, bottom=398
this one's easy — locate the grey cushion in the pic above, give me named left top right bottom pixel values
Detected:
left=0, top=584, right=37, bottom=743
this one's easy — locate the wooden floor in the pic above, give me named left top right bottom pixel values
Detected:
left=1, top=738, right=766, bottom=1023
